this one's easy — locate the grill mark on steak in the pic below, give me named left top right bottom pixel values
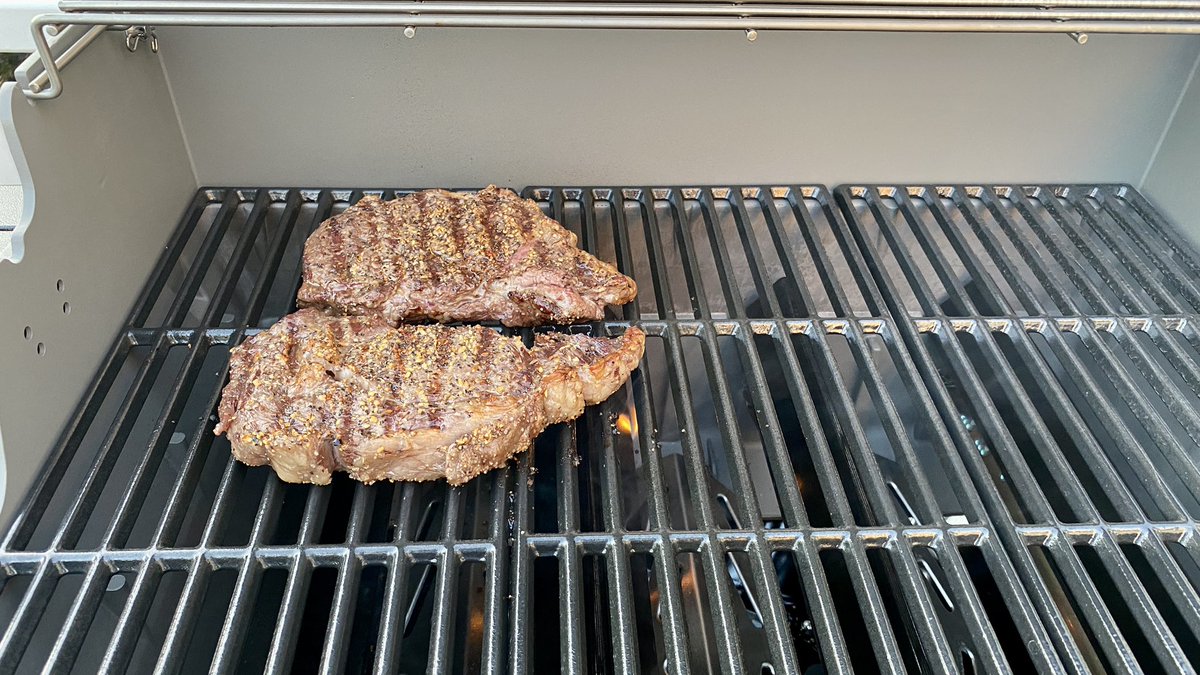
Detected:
left=216, top=309, right=645, bottom=485
left=297, top=186, right=637, bottom=327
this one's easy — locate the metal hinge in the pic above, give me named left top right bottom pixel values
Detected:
left=124, top=25, right=158, bottom=53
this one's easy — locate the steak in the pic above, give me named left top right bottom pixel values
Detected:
left=297, top=186, right=638, bottom=327
left=214, top=309, right=645, bottom=485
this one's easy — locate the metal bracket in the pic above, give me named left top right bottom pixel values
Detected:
left=124, top=25, right=159, bottom=53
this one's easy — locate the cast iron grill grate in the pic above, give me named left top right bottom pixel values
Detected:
left=0, top=184, right=1195, bottom=674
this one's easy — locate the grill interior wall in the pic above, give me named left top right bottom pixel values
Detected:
left=0, top=184, right=1198, bottom=674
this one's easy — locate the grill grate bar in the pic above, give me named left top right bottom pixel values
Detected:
left=128, top=191, right=212, bottom=327
left=979, top=188, right=1095, bottom=316
left=506, top=453, right=534, bottom=674
left=1068, top=188, right=1193, bottom=313
left=839, top=183, right=1200, bottom=674
left=5, top=184, right=1200, bottom=673
left=98, top=334, right=215, bottom=549
left=1116, top=187, right=1200, bottom=280
left=209, top=477, right=283, bottom=671
left=695, top=188, right=750, bottom=319
left=1089, top=189, right=1200, bottom=309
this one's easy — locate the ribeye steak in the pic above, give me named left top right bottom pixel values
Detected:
left=214, top=309, right=645, bottom=485
left=297, top=186, right=637, bottom=327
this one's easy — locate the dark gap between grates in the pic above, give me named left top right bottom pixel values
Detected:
left=71, top=344, right=190, bottom=551
left=916, top=331, right=1034, bottom=524
left=580, top=553, right=614, bottom=674
left=180, top=567, right=238, bottom=670
left=864, top=548, right=927, bottom=674
left=674, top=551, right=715, bottom=673
left=291, top=566, right=339, bottom=673
left=1071, top=545, right=1159, bottom=672
left=19, top=346, right=148, bottom=551
left=342, top=563, right=388, bottom=673
left=530, top=431, right=561, bottom=535
left=818, top=548, right=887, bottom=673
left=316, top=475, right=360, bottom=545
left=958, top=546, right=1036, bottom=672
left=638, top=335, right=694, bottom=530
left=1028, top=545, right=1120, bottom=674
left=866, top=333, right=969, bottom=523
left=131, top=570, right=187, bottom=671
left=772, top=549, right=824, bottom=671
left=447, top=560, right=489, bottom=674
left=238, top=567, right=288, bottom=673
left=1118, top=544, right=1200, bottom=663
left=530, top=555, right=561, bottom=673
left=789, top=333, right=874, bottom=526
left=1165, top=542, right=1200, bottom=597
left=628, top=550, right=665, bottom=672
left=958, top=331, right=1090, bottom=523
left=69, top=571, right=134, bottom=675
left=17, top=573, right=84, bottom=672
left=749, top=333, right=833, bottom=527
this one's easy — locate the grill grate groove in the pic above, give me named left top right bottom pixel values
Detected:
left=0, top=184, right=1197, bottom=673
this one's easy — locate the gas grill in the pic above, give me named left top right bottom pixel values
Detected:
left=1, top=4, right=1200, bottom=674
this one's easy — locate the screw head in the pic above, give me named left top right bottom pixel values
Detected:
left=404, top=26, right=416, bottom=38
left=746, top=29, right=758, bottom=42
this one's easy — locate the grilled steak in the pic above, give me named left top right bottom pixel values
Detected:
left=214, top=309, right=645, bottom=485
left=297, top=186, right=637, bottom=327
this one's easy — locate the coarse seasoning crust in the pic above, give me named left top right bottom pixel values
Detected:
left=215, top=309, right=645, bottom=485
left=296, top=186, right=637, bottom=327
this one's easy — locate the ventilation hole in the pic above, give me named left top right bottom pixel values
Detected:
left=55, top=279, right=64, bottom=292
left=62, top=302, right=70, bottom=315
left=22, top=326, right=31, bottom=340
left=36, top=342, right=45, bottom=356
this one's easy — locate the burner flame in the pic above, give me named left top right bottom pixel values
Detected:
left=615, top=412, right=637, bottom=437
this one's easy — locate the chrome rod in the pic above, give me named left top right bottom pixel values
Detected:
left=24, top=5, right=1200, bottom=99
left=48, top=1, right=1200, bottom=20
left=59, top=0, right=1200, bottom=10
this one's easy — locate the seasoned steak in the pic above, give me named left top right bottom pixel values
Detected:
left=214, top=309, right=645, bottom=485
left=296, top=186, right=637, bottom=327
